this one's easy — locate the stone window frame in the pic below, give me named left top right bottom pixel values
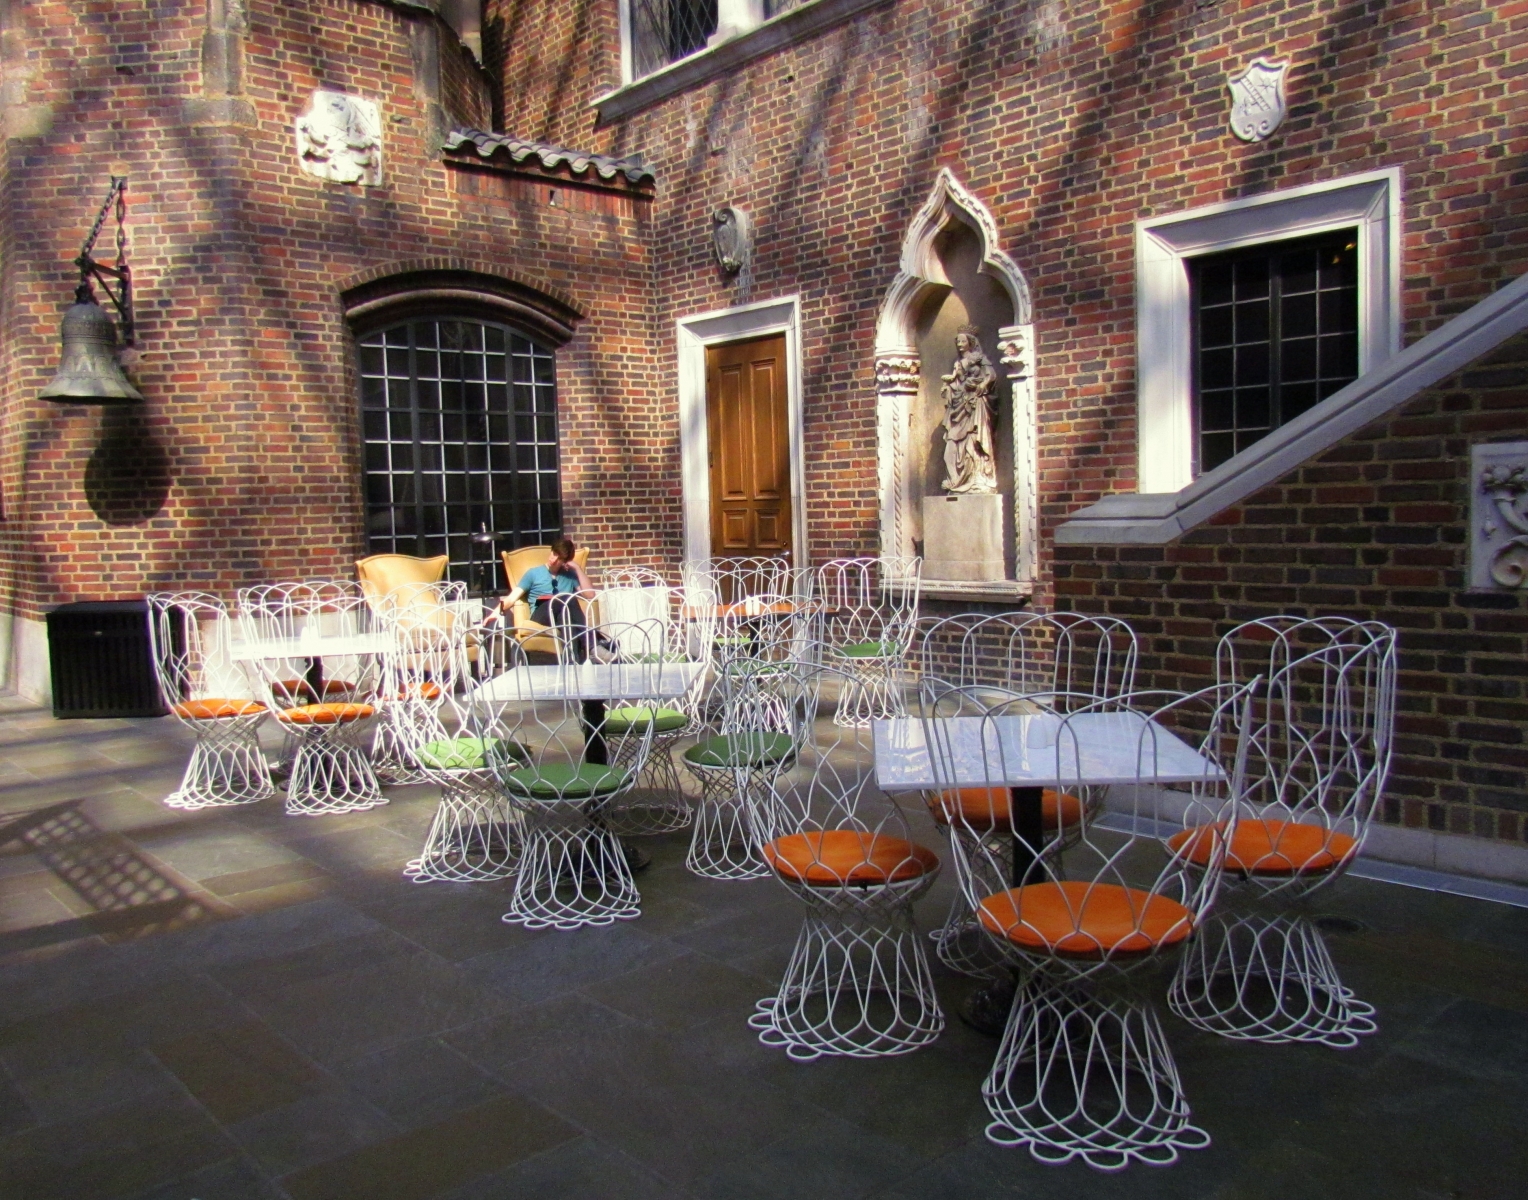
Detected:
left=598, top=0, right=888, bottom=123
left=1135, top=168, right=1402, bottom=494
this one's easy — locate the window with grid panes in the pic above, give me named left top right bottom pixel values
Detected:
left=1191, top=231, right=1360, bottom=475
left=358, top=319, right=561, bottom=585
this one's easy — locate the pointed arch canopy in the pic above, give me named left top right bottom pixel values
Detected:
left=874, top=169, right=1032, bottom=358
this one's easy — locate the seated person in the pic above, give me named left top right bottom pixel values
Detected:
left=500, top=538, right=596, bottom=660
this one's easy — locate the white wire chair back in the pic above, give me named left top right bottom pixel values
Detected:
left=682, top=555, right=813, bottom=606
left=592, top=584, right=672, bottom=660
left=1211, top=617, right=1396, bottom=896
left=711, top=592, right=824, bottom=672
left=600, top=565, right=672, bottom=590
left=147, top=592, right=257, bottom=711
left=373, top=582, right=477, bottom=765
left=918, top=678, right=1258, bottom=982
left=814, top=557, right=922, bottom=657
left=915, top=611, right=1139, bottom=711
left=235, top=580, right=380, bottom=706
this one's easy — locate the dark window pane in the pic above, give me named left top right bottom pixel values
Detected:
left=1237, top=388, right=1270, bottom=431
left=1236, top=343, right=1269, bottom=386
left=1283, top=383, right=1319, bottom=420
left=1199, top=261, right=1234, bottom=308
left=1199, top=390, right=1235, bottom=432
left=1320, top=334, right=1358, bottom=379
left=1201, top=431, right=1236, bottom=472
left=1282, top=337, right=1317, bottom=383
left=1235, top=300, right=1269, bottom=343
left=1199, top=306, right=1234, bottom=349
left=1234, top=258, right=1270, bottom=301
left=1282, top=293, right=1317, bottom=339
left=1280, top=248, right=1319, bottom=295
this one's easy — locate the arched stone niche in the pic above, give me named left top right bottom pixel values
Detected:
left=874, top=169, right=1036, bottom=596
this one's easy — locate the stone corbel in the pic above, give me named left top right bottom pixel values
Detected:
left=998, top=323, right=1037, bottom=587
left=0, top=0, right=53, bottom=139
left=183, top=0, right=256, bottom=127
left=875, top=352, right=921, bottom=564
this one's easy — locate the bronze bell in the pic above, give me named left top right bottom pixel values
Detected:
left=39, top=284, right=144, bottom=403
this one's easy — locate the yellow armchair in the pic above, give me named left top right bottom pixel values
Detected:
left=500, top=545, right=592, bottom=656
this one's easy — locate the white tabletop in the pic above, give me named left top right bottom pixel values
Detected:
left=229, top=632, right=393, bottom=662
left=872, top=712, right=1226, bottom=792
left=469, top=661, right=706, bottom=703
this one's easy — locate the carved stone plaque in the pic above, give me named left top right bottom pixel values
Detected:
left=1228, top=57, right=1289, bottom=143
left=712, top=206, right=751, bottom=273
left=1471, top=441, right=1528, bottom=590
left=295, top=91, right=382, bottom=186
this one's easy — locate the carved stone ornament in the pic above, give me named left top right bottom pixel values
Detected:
left=1471, top=442, right=1528, bottom=590
left=997, top=328, right=1030, bottom=379
left=295, top=90, right=382, bottom=186
left=874, top=354, right=920, bottom=396
left=939, top=324, right=999, bottom=495
left=1227, top=57, right=1289, bottom=143
left=712, top=206, right=751, bottom=274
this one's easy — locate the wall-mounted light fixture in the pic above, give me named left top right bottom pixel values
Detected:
left=40, top=176, right=144, bottom=403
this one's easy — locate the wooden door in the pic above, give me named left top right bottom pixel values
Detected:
left=706, top=334, right=792, bottom=561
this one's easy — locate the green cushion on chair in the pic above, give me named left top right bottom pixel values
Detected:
left=605, top=706, right=688, bottom=734
left=502, top=762, right=629, bottom=799
left=684, top=732, right=794, bottom=768
left=834, top=640, right=897, bottom=659
left=416, top=737, right=522, bottom=770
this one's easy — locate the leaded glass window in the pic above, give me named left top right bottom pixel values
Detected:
left=358, top=319, right=561, bottom=584
left=630, top=0, right=718, bottom=78
left=1191, top=231, right=1360, bottom=475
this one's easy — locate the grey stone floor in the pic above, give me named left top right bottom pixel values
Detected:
left=0, top=692, right=1525, bottom=1200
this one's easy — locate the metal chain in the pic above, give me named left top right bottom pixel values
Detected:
left=79, top=176, right=127, bottom=263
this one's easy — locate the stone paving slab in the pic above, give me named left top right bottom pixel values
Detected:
left=0, top=693, right=1524, bottom=1199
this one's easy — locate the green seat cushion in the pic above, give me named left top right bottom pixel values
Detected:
left=417, top=736, right=523, bottom=770
left=604, top=706, right=688, bottom=734
left=684, top=732, right=794, bottom=768
left=502, top=762, right=629, bottom=799
left=834, top=640, right=897, bottom=659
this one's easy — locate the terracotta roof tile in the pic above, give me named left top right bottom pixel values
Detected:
left=443, top=129, right=655, bottom=186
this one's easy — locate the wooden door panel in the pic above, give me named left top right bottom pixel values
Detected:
left=707, top=335, right=791, bottom=562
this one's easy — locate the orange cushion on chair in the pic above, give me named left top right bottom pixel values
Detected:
left=928, top=788, right=1083, bottom=832
left=172, top=699, right=267, bottom=720
left=395, top=681, right=443, bottom=701
left=977, top=881, right=1195, bottom=958
left=1168, top=819, right=1357, bottom=876
left=274, top=703, right=375, bottom=725
left=763, top=830, right=940, bottom=886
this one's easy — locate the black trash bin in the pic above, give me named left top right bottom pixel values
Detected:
left=45, top=600, right=167, bottom=719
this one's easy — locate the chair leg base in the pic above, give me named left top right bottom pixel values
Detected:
left=501, top=823, right=641, bottom=930
left=164, top=726, right=275, bottom=810
left=284, top=735, right=387, bottom=816
left=983, top=976, right=1209, bottom=1172
left=750, top=908, right=944, bottom=1060
left=405, top=778, right=523, bottom=882
left=1168, top=911, right=1377, bottom=1048
left=605, top=740, right=693, bottom=837
left=683, top=765, right=768, bottom=880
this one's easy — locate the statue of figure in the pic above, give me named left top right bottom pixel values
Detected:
left=939, top=324, right=998, bottom=493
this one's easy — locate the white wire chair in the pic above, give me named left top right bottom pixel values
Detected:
left=473, top=620, right=666, bottom=929
left=237, top=581, right=386, bottom=815
left=1167, top=617, right=1397, bottom=1048
left=146, top=592, right=274, bottom=810
left=813, top=557, right=922, bottom=728
left=370, top=579, right=470, bottom=784
left=741, top=658, right=945, bottom=1060
left=913, top=612, right=1141, bottom=978
left=599, top=565, right=672, bottom=590
left=681, top=595, right=822, bottom=879
left=919, top=678, right=1257, bottom=1170
left=681, top=555, right=814, bottom=607
left=593, top=583, right=718, bottom=836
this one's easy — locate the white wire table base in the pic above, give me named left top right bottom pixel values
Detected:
left=751, top=889, right=945, bottom=1061
left=501, top=810, right=641, bottom=930
left=984, top=974, right=1209, bottom=1172
left=930, top=829, right=1015, bottom=980
left=1168, top=909, right=1377, bottom=1048
left=682, top=762, right=769, bottom=880
left=406, top=774, right=524, bottom=882
left=604, top=737, right=693, bottom=836
left=164, top=715, right=275, bottom=810
left=829, top=655, right=904, bottom=729
left=282, top=724, right=387, bottom=816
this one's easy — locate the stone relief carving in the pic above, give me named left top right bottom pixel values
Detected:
left=997, top=328, right=1030, bottom=379
left=874, top=354, right=920, bottom=395
left=712, top=206, right=751, bottom=273
left=295, top=90, right=382, bottom=185
left=939, top=325, right=998, bottom=494
left=1472, top=442, right=1528, bottom=589
left=1228, top=57, right=1289, bottom=143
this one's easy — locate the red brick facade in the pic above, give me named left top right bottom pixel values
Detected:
left=1, top=0, right=1525, bottom=853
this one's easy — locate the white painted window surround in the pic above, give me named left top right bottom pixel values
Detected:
left=601, top=0, right=886, bottom=123
left=676, top=296, right=807, bottom=567
left=1135, top=169, right=1402, bottom=494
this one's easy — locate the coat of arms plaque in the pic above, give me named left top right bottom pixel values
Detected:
left=1227, top=57, right=1290, bottom=143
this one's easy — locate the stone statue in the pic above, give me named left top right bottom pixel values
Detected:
left=295, top=91, right=382, bottom=186
left=939, top=324, right=998, bottom=493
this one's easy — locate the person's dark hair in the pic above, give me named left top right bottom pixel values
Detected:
left=549, top=537, right=576, bottom=560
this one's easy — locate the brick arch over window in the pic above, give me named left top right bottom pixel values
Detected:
left=339, top=260, right=586, bottom=347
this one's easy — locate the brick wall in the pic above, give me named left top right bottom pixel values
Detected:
left=0, top=0, right=664, bottom=624
left=1055, top=330, right=1528, bottom=847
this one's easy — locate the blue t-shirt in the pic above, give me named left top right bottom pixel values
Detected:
left=518, top=564, right=579, bottom=604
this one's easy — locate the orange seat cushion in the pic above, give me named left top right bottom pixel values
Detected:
left=173, top=699, right=267, bottom=720
left=1168, top=819, right=1358, bottom=876
left=977, top=881, right=1195, bottom=958
left=763, top=830, right=939, bottom=886
left=396, top=680, right=443, bottom=701
left=274, top=702, right=375, bottom=725
left=928, top=788, right=1083, bottom=832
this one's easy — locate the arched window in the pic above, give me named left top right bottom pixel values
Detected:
left=357, top=317, right=561, bottom=583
